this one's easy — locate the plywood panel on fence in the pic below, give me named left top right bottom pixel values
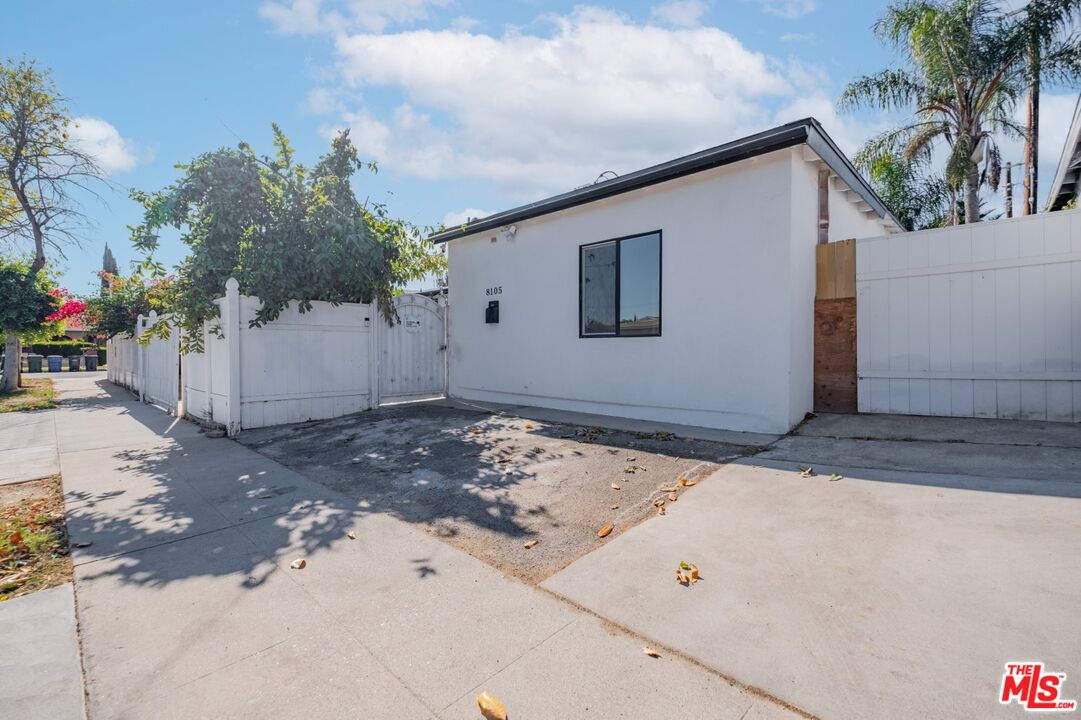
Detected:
left=856, top=208, right=1081, bottom=422
left=815, top=238, right=856, bottom=300
left=814, top=297, right=857, bottom=413
left=814, top=240, right=857, bottom=413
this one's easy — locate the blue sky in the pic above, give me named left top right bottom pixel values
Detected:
left=7, top=0, right=1077, bottom=294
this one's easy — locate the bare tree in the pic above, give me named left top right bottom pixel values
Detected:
left=0, top=58, right=105, bottom=390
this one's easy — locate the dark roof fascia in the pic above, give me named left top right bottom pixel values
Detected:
left=428, top=117, right=901, bottom=243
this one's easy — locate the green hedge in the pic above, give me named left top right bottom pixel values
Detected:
left=28, top=341, right=100, bottom=358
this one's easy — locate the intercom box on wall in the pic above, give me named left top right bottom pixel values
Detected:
left=485, top=300, right=499, bottom=324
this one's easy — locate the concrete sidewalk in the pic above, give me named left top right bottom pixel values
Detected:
left=54, top=374, right=797, bottom=719
left=0, top=582, right=86, bottom=719
left=0, top=410, right=58, bottom=485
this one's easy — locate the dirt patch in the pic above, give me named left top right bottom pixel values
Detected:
left=239, top=403, right=758, bottom=583
left=1, top=476, right=72, bottom=601
left=0, top=377, right=57, bottom=413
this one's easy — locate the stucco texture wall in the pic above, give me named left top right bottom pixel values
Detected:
left=447, top=151, right=812, bottom=433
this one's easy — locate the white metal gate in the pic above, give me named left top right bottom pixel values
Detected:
left=140, top=312, right=180, bottom=414
left=378, top=294, right=446, bottom=402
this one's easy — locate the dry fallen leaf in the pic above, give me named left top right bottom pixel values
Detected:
left=597, top=524, right=614, bottom=538
left=524, top=421, right=534, bottom=429
left=675, top=569, right=689, bottom=585
left=477, top=691, right=508, bottom=720
left=290, top=558, right=307, bottom=570
left=643, top=647, right=661, bottom=658
left=346, top=530, right=356, bottom=540
left=497, top=456, right=513, bottom=463
left=657, top=505, right=666, bottom=515
left=610, top=483, right=621, bottom=490
left=667, top=492, right=678, bottom=502
left=660, top=486, right=678, bottom=493
left=610, top=504, right=619, bottom=510
left=679, top=476, right=697, bottom=487
left=799, top=466, right=814, bottom=478
left=653, top=498, right=665, bottom=507
left=524, top=539, right=539, bottom=549
left=829, top=473, right=843, bottom=482
left=688, top=564, right=700, bottom=583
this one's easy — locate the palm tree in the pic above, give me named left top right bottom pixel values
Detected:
left=840, top=0, right=1025, bottom=223
left=1014, top=0, right=1081, bottom=214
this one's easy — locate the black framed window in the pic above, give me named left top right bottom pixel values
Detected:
left=579, top=231, right=661, bottom=337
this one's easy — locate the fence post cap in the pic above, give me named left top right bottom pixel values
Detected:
left=148, top=310, right=158, bottom=318
left=225, top=277, right=240, bottom=293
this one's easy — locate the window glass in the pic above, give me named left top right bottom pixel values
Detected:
left=618, top=233, right=660, bottom=336
left=581, top=241, right=617, bottom=335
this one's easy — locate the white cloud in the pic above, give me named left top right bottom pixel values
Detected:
left=450, top=16, right=480, bottom=32
left=328, top=6, right=796, bottom=196
left=442, top=207, right=495, bottom=226
left=759, top=0, right=817, bottom=19
left=68, top=116, right=143, bottom=175
left=304, top=87, right=344, bottom=114
left=260, top=0, right=450, bottom=34
left=649, top=0, right=708, bottom=28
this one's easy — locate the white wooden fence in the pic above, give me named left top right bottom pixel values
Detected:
left=105, top=279, right=447, bottom=433
left=856, top=208, right=1081, bottom=421
left=106, top=335, right=139, bottom=391
left=105, top=312, right=179, bottom=413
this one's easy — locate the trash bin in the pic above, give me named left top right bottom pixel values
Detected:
left=46, top=355, right=62, bottom=372
left=83, top=353, right=98, bottom=371
left=27, top=354, right=43, bottom=373
left=68, top=355, right=82, bottom=371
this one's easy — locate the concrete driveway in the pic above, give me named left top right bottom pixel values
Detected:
left=238, top=401, right=768, bottom=583
left=543, top=412, right=1081, bottom=720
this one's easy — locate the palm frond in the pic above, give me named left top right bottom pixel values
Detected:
left=838, top=69, right=929, bottom=112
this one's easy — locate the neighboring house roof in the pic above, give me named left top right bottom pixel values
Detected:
left=1047, top=94, right=1081, bottom=212
left=429, top=117, right=903, bottom=244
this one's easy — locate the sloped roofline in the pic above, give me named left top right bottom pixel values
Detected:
left=428, top=117, right=903, bottom=243
left=1046, top=94, right=1081, bottom=212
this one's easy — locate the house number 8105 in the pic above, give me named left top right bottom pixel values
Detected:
left=485, top=286, right=502, bottom=296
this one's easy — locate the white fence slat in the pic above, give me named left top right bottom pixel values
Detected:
left=856, top=208, right=1081, bottom=422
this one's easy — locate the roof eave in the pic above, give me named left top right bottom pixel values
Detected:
left=429, top=118, right=902, bottom=243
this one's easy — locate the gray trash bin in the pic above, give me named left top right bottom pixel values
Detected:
left=83, top=353, right=98, bottom=371
left=28, top=354, right=43, bottom=373
left=68, top=355, right=82, bottom=371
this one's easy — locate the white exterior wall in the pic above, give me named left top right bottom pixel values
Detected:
left=857, top=208, right=1081, bottom=421
left=446, top=148, right=890, bottom=434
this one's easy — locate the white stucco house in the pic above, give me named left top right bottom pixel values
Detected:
left=430, top=118, right=903, bottom=434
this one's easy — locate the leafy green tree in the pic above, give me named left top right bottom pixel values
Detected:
left=840, top=0, right=1025, bottom=224
left=0, top=258, right=54, bottom=391
left=856, top=151, right=951, bottom=230
left=1014, top=0, right=1081, bottom=214
left=83, top=271, right=175, bottom=340
left=131, top=125, right=446, bottom=351
left=1, top=58, right=105, bottom=387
